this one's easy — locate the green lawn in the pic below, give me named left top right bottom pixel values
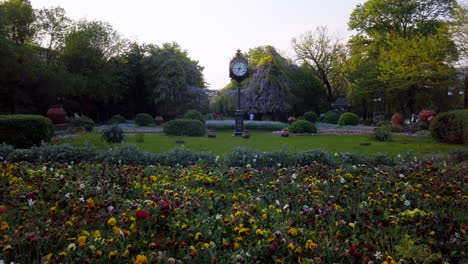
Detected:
left=53, top=130, right=467, bottom=157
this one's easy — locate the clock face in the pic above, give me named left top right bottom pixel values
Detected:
left=232, top=61, right=247, bottom=77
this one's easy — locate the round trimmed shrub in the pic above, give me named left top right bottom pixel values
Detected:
left=108, top=114, right=126, bottom=125
left=184, top=110, right=205, bottom=123
left=391, top=113, right=404, bottom=126
left=337, top=112, right=359, bottom=126
left=303, top=111, right=318, bottom=123
left=322, top=111, right=341, bottom=124
left=0, top=115, right=53, bottom=148
left=134, top=113, right=154, bottom=126
left=372, top=127, right=391, bottom=142
left=419, top=109, right=436, bottom=124
left=288, top=120, right=317, bottom=134
left=71, top=116, right=95, bottom=131
left=102, top=125, right=125, bottom=143
left=429, top=109, right=468, bottom=145
left=164, top=119, right=207, bottom=136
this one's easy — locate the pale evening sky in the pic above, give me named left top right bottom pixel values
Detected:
left=31, top=0, right=366, bottom=90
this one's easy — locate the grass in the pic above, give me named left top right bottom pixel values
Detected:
left=53, top=130, right=467, bottom=157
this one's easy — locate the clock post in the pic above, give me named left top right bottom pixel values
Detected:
left=229, top=49, right=249, bottom=136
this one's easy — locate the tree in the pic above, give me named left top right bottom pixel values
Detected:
left=35, top=6, right=71, bottom=65
left=292, top=26, right=347, bottom=104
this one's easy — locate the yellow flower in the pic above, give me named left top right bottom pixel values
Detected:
left=195, top=232, right=202, bottom=240
left=256, top=229, right=265, bottom=236
left=288, top=243, right=295, bottom=251
left=107, top=217, right=117, bottom=226
left=0, top=221, right=10, bottom=231
left=78, top=236, right=87, bottom=247
left=288, top=227, right=297, bottom=236
left=382, top=256, right=397, bottom=264
left=93, top=230, right=101, bottom=238
left=109, top=250, right=118, bottom=259
left=305, top=239, right=318, bottom=250
left=134, top=254, right=148, bottom=264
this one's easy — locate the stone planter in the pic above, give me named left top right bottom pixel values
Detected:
left=46, top=105, right=67, bottom=124
left=154, top=116, right=164, bottom=126
left=287, top=116, right=296, bottom=124
left=419, top=109, right=436, bottom=124
left=280, top=131, right=289, bottom=137
left=207, top=131, right=216, bottom=138
left=242, top=131, right=250, bottom=139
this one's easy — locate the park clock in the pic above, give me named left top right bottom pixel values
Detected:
left=229, top=49, right=249, bottom=82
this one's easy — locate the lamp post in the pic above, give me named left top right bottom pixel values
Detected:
left=229, top=50, right=249, bottom=136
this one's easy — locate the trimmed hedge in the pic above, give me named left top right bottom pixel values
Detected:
left=338, top=112, right=360, bottom=126
left=0, top=115, right=53, bottom=148
left=322, top=111, right=341, bottom=124
left=429, top=109, right=468, bottom=145
left=303, top=111, right=318, bottom=123
left=134, top=113, right=154, bottom=126
left=184, top=110, right=205, bottom=123
left=71, top=116, right=95, bottom=131
left=108, top=114, right=126, bottom=125
left=288, top=120, right=317, bottom=134
left=164, top=119, right=207, bottom=136
left=206, top=120, right=287, bottom=131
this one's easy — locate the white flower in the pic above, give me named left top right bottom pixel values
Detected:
left=275, top=200, right=280, bottom=206
left=79, top=183, right=85, bottom=189
left=334, top=153, right=338, bottom=156
left=374, top=251, right=383, bottom=260
left=340, top=177, right=345, bottom=184
left=215, top=156, right=219, bottom=162
left=68, top=165, right=72, bottom=169
left=283, top=204, right=289, bottom=210
left=42, top=166, right=47, bottom=171
left=64, top=193, right=70, bottom=198
left=399, top=174, right=405, bottom=179
left=79, top=197, right=85, bottom=203
left=292, top=173, right=297, bottom=179
left=352, top=165, right=357, bottom=169
left=96, top=186, right=101, bottom=191
left=404, top=200, right=411, bottom=206
left=253, top=158, right=257, bottom=163
left=27, top=198, right=34, bottom=207
left=277, top=163, right=281, bottom=167
left=107, top=206, right=114, bottom=212
left=118, top=159, right=122, bottom=164
left=49, top=167, right=54, bottom=172
left=215, top=214, right=222, bottom=220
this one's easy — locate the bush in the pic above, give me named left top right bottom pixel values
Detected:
left=71, top=116, right=95, bottom=131
left=372, top=152, right=395, bottom=166
left=0, top=115, right=53, bottom=148
left=97, top=144, right=155, bottom=165
left=372, top=127, right=391, bottom=142
left=292, top=149, right=335, bottom=167
left=224, top=147, right=262, bottom=167
left=184, top=110, right=205, bottom=123
left=419, top=109, right=436, bottom=124
left=102, top=125, right=125, bottom=143
left=160, top=148, right=215, bottom=167
left=0, top=143, right=14, bottom=161
left=108, top=114, right=126, bottom=125
left=134, top=113, right=154, bottom=126
left=288, top=120, right=317, bottom=134
left=322, top=111, right=341, bottom=124
left=338, top=152, right=370, bottom=166
left=303, top=111, right=318, bottom=123
left=337, top=112, right=360, bottom=126
left=429, top=109, right=468, bottom=145
left=164, top=119, right=207, bottom=136
left=36, top=143, right=98, bottom=164
left=206, top=120, right=287, bottom=131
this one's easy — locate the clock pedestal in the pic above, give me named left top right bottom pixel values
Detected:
left=233, top=110, right=244, bottom=136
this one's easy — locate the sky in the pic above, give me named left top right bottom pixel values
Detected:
left=31, top=0, right=367, bottom=90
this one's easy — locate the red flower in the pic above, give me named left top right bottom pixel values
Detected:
left=135, top=210, right=150, bottom=220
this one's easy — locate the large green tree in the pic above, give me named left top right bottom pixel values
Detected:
left=345, top=0, right=460, bottom=116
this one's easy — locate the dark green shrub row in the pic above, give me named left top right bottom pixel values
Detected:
left=288, top=120, right=317, bottom=133
left=205, top=121, right=287, bottom=131
left=184, top=110, right=205, bottom=123
left=0, top=115, right=53, bottom=148
left=338, top=112, right=360, bottom=126
left=164, top=119, right=207, bottom=136
left=430, top=109, right=468, bottom=145
left=71, top=116, right=95, bottom=131
left=108, top=114, right=126, bottom=125
left=134, top=113, right=154, bottom=126
left=1, top=143, right=462, bottom=167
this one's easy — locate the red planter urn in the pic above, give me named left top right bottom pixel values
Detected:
left=418, top=109, right=436, bottom=124
left=207, top=131, right=216, bottom=138
left=287, top=116, right=296, bottom=124
left=391, top=113, right=404, bottom=126
left=46, top=105, right=67, bottom=124
left=154, top=116, right=164, bottom=126
left=280, top=131, right=289, bottom=137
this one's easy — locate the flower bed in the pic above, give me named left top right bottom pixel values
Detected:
left=0, top=161, right=466, bottom=263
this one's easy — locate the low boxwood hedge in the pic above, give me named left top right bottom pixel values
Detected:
left=288, top=120, right=317, bottom=134
left=0, top=115, right=53, bottom=148
left=338, top=112, right=360, bottom=126
left=164, top=119, right=207, bottom=136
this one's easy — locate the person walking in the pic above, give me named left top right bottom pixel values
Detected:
left=249, top=113, right=254, bottom=120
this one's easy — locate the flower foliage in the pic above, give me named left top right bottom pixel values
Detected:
left=0, top=159, right=465, bottom=263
